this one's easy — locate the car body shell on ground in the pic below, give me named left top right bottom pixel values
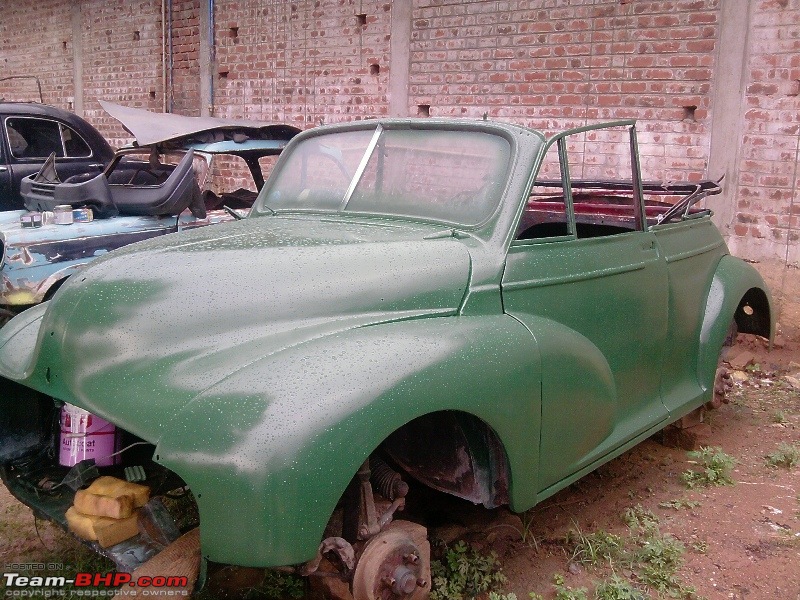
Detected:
left=0, top=118, right=773, bottom=583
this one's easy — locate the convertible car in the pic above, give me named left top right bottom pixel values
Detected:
left=0, top=101, right=300, bottom=322
left=0, top=119, right=772, bottom=599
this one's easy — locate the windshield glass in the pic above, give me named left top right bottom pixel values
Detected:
left=256, top=126, right=511, bottom=226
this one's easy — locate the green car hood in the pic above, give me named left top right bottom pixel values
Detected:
left=0, top=215, right=471, bottom=442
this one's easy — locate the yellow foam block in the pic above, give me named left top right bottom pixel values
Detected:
left=73, top=488, right=135, bottom=519
left=66, top=506, right=139, bottom=548
left=85, top=476, right=150, bottom=508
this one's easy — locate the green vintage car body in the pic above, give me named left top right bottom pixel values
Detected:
left=0, top=119, right=772, bottom=586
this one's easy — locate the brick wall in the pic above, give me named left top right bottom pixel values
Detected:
left=170, top=0, right=202, bottom=116
left=730, top=0, right=800, bottom=267
left=0, top=0, right=75, bottom=106
left=212, top=0, right=391, bottom=127
left=0, top=0, right=200, bottom=147
left=409, top=0, right=718, bottom=184
left=79, top=0, right=167, bottom=147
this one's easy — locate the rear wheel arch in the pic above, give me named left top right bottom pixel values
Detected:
left=698, top=257, right=773, bottom=392
left=733, top=286, right=771, bottom=339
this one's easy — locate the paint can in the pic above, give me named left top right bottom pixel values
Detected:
left=20, top=212, right=43, bottom=228
left=59, top=404, right=118, bottom=467
left=53, top=205, right=74, bottom=225
left=72, top=207, right=94, bottom=223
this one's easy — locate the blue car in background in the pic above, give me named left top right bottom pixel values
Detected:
left=0, top=102, right=300, bottom=323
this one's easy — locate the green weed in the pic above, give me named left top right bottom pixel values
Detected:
left=634, top=534, right=685, bottom=593
left=770, top=410, right=788, bottom=424
left=765, top=442, right=800, bottom=469
left=258, top=570, right=305, bottom=599
left=594, top=575, right=648, bottom=600
left=509, top=510, right=540, bottom=549
left=681, top=447, right=736, bottom=488
left=623, top=505, right=660, bottom=536
left=430, top=540, right=508, bottom=600
left=488, top=593, right=543, bottom=600
left=658, top=499, right=700, bottom=511
left=553, top=574, right=589, bottom=600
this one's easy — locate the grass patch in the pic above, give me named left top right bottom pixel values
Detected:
left=555, top=506, right=703, bottom=599
left=567, top=525, right=626, bottom=568
left=681, top=447, right=736, bottom=488
left=765, top=443, right=800, bottom=469
left=623, top=505, right=660, bottom=535
left=634, top=533, right=686, bottom=593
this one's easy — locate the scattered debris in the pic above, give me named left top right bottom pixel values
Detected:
left=728, top=350, right=756, bottom=371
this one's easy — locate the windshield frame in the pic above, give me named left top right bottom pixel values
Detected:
left=251, top=120, right=519, bottom=231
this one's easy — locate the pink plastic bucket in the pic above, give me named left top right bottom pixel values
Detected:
left=59, top=404, right=118, bottom=467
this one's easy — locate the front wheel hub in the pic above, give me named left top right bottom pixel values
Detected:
left=351, top=520, right=430, bottom=600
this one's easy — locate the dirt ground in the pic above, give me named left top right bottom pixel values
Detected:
left=495, top=332, right=800, bottom=599
left=1, top=334, right=798, bottom=599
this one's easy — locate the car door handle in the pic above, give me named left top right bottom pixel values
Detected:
left=0, top=166, right=7, bottom=172
left=89, top=163, right=103, bottom=169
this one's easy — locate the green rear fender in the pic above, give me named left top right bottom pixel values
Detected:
left=697, top=255, right=773, bottom=392
left=154, top=314, right=542, bottom=568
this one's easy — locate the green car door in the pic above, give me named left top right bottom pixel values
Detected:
left=501, top=123, right=670, bottom=496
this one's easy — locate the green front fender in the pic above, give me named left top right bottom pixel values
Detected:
left=154, top=314, right=542, bottom=567
left=697, top=255, right=773, bottom=393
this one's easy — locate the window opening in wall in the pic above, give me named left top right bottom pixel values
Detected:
left=370, top=64, right=380, bottom=76
left=229, top=26, right=239, bottom=41
left=417, top=104, right=430, bottom=118
left=683, top=105, right=697, bottom=122
left=356, top=13, right=367, bottom=27
left=133, top=30, right=140, bottom=41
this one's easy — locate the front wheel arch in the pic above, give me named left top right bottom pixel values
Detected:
left=155, top=314, right=541, bottom=568
left=380, top=410, right=511, bottom=509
